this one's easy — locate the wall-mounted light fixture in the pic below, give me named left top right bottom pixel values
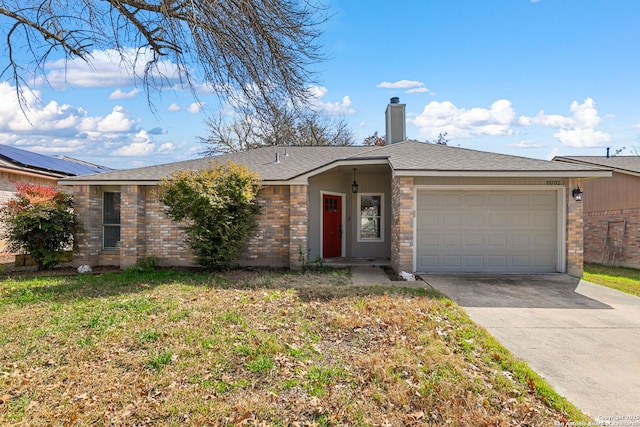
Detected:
left=351, top=168, right=359, bottom=194
left=572, top=187, right=583, bottom=201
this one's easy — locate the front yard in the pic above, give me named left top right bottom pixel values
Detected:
left=583, top=263, right=640, bottom=297
left=0, top=268, right=587, bottom=425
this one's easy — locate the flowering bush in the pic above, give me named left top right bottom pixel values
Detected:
left=0, top=184, right=78, bottom=270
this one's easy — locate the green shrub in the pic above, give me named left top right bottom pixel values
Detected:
left=0, top=184, right=78, bottom=270
left=158, top=161, right=261, bottom=271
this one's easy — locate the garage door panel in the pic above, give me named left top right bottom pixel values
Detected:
left=465, top=194, right=484, bottom=205
left=417, top=190, right=558, bottom=273
left=442, top=194, right=463, bottom=206
left=487, top=255, right=507, bottom=268
left=488, top=235, right=507, bottom=247
left=443, top=256, right=462, bottom=267
left=466, top=234, right=484, bottom=246
left=488, top=194, right=507, bottom=206
left=511, top=234, right=530, bottom=246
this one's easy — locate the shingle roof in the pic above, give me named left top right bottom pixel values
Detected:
left=60, top=140, right=610, bottom=185
left=553, top=156, right=640, bottom=175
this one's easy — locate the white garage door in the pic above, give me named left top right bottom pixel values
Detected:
left=416, top=190, right=559, bottom=273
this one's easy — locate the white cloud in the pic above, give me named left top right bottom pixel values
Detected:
left=308, top=85, right=356, bottom=115
left=553, top=128, right=611, bottom=148
left=111, top=130, right=155, bottom=156
left=509, top=140, right=545, bottom=148
left=411, top=97, right=611, bottom=149
left=187, top=102, right=204, bottom=114
left=406, top=87, right=430, bottom=94
left=0, top=82, right=169, bottom=167
left=42, top=48, right=181, bottom=89
left=78, top=105, right=138, bottom=133
left=412, top=99, right=516, bottom=139
left=522, top=98, right=611, bottom=148
left=109, top=88, right=140, bottom=100
left=377, top=80, right=424, bottom=89
left=158, top=142, right=174, bottom=152
left=167, top=103, right=181, bottom=112
left=378, top=80, right=430, bottom=95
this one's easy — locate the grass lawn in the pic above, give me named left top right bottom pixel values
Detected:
left=0, top=268, right=588, bottom=426
left=583, top=263, right=640, bottom=297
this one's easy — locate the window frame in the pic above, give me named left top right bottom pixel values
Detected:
left=357, top=193, right=384, bottom=243
left=102, top=191, right=121, bottom=250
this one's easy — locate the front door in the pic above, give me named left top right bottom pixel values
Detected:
left=322, top=194, right=342, bottom=258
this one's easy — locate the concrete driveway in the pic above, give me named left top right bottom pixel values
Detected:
left=422, top=274, right=640, bottom=420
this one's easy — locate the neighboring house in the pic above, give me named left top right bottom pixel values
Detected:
left=553, top=155, right=639, bottom=268
left=0, top=144, right=112, bottom=254
left=59, top=99, right=610, bottom=276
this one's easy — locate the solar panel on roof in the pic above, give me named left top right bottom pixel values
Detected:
left=0, top=144, right=111, bottom=176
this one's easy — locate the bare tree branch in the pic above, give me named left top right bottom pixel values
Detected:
left=200, top=107, right=355, bottom=156
left=0, top=0, right=326, bottom=114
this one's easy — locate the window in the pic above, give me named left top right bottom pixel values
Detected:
left=358, top=194, right=383, bottom=242
left=103, top=192, right=121, bottom=249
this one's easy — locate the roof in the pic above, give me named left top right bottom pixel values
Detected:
left=553, top=156, right=640, bottom=176
left=0, top=144, right=113, bottom=177
left=60, top=140, right=611, bottom=185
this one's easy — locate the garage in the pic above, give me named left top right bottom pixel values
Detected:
left=416, top=189, right=560, bottom=273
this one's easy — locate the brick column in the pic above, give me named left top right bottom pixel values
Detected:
left=391, top=176, right=414, bottom=273
left=566, top=179, right=584, bottom=277
left=120, top=185, right=146, bottom=268
left=289, top=184, right=308, bottom=270
left=71, top=185, right=102, bottom=267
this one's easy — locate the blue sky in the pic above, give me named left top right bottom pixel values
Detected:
left=1, top=0, right=639, bottom=169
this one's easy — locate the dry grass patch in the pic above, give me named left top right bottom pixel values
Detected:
left=0, top=268, right=588, bottom=425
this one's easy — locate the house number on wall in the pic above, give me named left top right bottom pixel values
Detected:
left=546, top=180, right=563, bottom=185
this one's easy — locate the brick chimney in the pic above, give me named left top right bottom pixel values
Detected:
left=385, top=97, right=406, bottom=144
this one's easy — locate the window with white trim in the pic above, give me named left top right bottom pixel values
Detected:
left=103, top=192, right=121, bottom=249
left=358, top=194, right=383, bottom=242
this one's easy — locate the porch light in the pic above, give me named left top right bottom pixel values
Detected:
left=572, top=187, right=583, bottom=201
left=351, top=168, right=359, bottom=194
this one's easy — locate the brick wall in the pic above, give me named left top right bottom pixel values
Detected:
left=71, top=185, right=104, bottom=266
left=143, top=188, right=195, bottom=266
left=584, top=208, right=640, bottom=268
left=391, top=176, right=414, bottom=273
left=566, top=178, right=584, bottom=277
left=72, top=184, right=301, bottom=269
left=239, top=186, right=291, bottom=268
left=288, top=185, right=309, bottom=270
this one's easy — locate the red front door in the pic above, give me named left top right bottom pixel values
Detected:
left=322, top=194, right=342, bottom=258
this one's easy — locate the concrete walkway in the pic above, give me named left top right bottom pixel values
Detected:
left=423, top=274, right=640, bottom=420
left=350, top=266, right=392, bottom=285
left=350, top=266, right=427, bottom=289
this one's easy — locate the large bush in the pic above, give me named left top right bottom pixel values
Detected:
left=159, top=161, right=261, bottom=271
left=0, top=184, right=77, bottom=270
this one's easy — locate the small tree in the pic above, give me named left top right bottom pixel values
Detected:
left=0, top=184, right=77, bottom=270
left=158, top=161, right=261, bottom=271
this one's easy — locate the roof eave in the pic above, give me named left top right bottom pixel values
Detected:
left=553, top=157, right=640, bottom=177
left=392, top=170, right=613, bottom=178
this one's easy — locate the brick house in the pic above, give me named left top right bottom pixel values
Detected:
left=0, top=144, right=111, bottom=255
left=60, top=99, right=609, bottom=276
left=553, top=155, right=639, bottom=268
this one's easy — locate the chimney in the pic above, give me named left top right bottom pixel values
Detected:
left=385, top=97, right=406, bottom=144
